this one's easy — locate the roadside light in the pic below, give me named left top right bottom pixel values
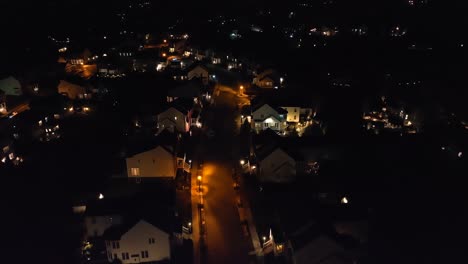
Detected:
left=251, top=165, right=256, bottom=170
left=197, top=175, right=202, bottom=181
left=162, top=53, right=167, bottom=57
left=98, top=193, right=104, bottom=200
left=240, top=85, right=244, bottom=90
left=341, top=197, right=348, bottom=204
left=163, top=39, right=167, bottom=43
left=262, top=236, right=267, bottom=241
left=188, top=222, right=192, bottom=226
left=69, top=107, right=74, bottom=112
left=240, top=159, right=245, bottom=165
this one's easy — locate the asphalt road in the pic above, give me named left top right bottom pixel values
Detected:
left=200, top=87, right=251, bottom=264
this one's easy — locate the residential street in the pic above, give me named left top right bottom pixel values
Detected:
left=195, top=86, right=251, bottom=264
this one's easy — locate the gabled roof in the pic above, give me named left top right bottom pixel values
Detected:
left=187, top=62, right=209, bottom=73
left=103, top=217, right=173, bottom=240
left=252, top=102, right=287, bottom=115
left=255, top=144, right=292, bottom=162
left=125, top=130, right=177, bottom=157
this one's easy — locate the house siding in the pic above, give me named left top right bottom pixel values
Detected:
left=126, top=146, right=176, bottom=178
left=157, top=107, right=188, bottom=133
left=105, top=220, right=171, bottom=264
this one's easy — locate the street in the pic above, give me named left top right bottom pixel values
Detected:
left=194, top=85, right=251, bottom=264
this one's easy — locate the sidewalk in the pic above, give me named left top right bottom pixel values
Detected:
left=190, top=141, right=206, bottom=264
left=237, top=170, right=264, bottom=261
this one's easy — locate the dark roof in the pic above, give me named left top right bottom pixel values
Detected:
left=191, top=108, right=200, bottom=118
left=255, top=143, right=284, bottom=161
left=125, top=130, right=177, bottom=157
left=276, top=107, right=288, bottom=115
left=167, top=81, right=202, bottom=98
left=186, top=62, right=209, bottom=73
left=241, top=105, right=251, bottom=116
left=165, top=98, right=194, bottom=114
left=85, top=197, right=128, bottom=216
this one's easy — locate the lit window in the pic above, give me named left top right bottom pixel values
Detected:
left=131, top=168, right=140, bottom=176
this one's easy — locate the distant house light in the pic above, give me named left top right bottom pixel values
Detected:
left=341, top=197, right=349, bottom=204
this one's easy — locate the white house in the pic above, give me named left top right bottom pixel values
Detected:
left=156, top=106, right=191, bottom=134
left=252, top=104, right=288, bottom=133
left=104, top=220, right=171, bottom=264
left=256, top=147, right=296, bottom=183
left=0, top=76, right=22, bottom=96
left=126, top=145, right=177, bottom=179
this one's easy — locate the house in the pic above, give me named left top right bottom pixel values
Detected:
left=0, top=136, right=13, bottom=164
left=83, top=200, right=124, bottom=240
left=57, top=80, right=92, bottom=100
left=103, top=219, right=171, bottom=264
left=250, top=92, right=319, bottom=128
left=251, top=103, right=288, bottom=133
left=188, top=64, right=210, bottom=84
left=255, top=144, right=296, bottom=183
left=166, top=81, right=203, bottom=104
left=126, top=145, right=177, bottom=179
left=65, top=49, right=92, bottom=65
left=0, top=76, right=22, bottom=96
left=253, top=69, right=282, bottom=89
left=291, top=234, right=350, bottom=264
left=190, top=109, right=202, bottom=128
left=156, top=99, right=193, bottom=134
left=0, top=90, right=6, bottom=114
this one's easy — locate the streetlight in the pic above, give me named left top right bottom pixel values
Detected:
left=197, top=175, right=202, bottom=192
left=240, top=159, right=245, bottom=165
left=98, top=193, right=104, bottom=200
